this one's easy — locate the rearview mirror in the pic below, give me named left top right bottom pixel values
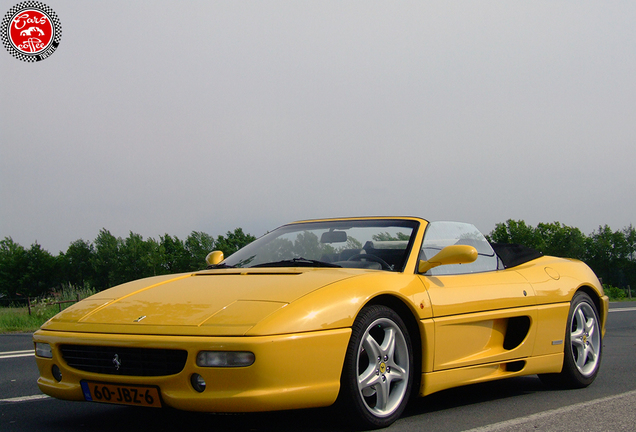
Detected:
left=205, top=250, right=224, bottom=266
left=320, top=231, right=347, bottom=244
left=418, top=245, right=478, bottom=273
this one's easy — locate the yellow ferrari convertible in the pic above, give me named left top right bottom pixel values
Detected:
left=33, top=217, right=608, bottom=429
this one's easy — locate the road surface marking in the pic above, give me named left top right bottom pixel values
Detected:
left=0, top=394, right=50, bottom=403
left=462, top=389, right=636, bottom=432
left=0, top=350, right=34, bottom=359
left=608, top=307, right=636, bottom=313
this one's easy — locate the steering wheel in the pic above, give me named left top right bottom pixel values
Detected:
left=346, top=254, right=391, bottom=270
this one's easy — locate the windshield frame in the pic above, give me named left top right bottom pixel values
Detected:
left=221, top=218, right=421, bottom=272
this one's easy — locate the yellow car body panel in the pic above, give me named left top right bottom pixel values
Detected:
left=429, top=306, right=538, bottom=371
left=420, top=351, right=565, bottom=396
left=34, top=328, right=351, bottom=412
left=247, top=272, right=429, bottom=335
left=43, top=268, right=367, bottom=336
left=33, top=216, right=609, bottom=420
left=421, top=269, right=535, bottom=317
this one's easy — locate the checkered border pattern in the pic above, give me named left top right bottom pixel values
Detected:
left=1, top=1, right=62, bottom=62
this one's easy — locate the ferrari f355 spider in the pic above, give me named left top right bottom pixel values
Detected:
left=34, top=217, right=608, bottom=429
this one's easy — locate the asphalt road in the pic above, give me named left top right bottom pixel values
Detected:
left=1, top=303, right=635, bottom=431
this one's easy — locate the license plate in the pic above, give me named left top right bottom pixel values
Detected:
left=80, top=381, right=162, bottom=408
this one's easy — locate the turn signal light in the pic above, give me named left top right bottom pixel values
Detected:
left=35, top=343, right=52, bottom=358
left=196, top=351, right=255, bottom=367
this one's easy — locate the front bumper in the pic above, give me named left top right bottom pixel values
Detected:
left=33, top=328, right=351, bottom=412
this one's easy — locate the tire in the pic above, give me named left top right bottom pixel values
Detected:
left=338, top=305, right=414, bottom=429
left=539, top=291, right=602, bottom=388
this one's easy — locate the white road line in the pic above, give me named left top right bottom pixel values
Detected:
left=0, top=350, right=34, bottom=359
left=0, top=394, right=50, bottom=403
left=608, top=307, right=636, bottom=313
left=461, top=389, right=636, bottom=432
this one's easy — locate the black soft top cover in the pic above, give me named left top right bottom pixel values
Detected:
left=490, top=243, right=543, bottom=269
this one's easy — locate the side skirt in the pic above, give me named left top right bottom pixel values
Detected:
left=419, top=353, right=564, bottom=397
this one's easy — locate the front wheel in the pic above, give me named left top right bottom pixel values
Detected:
left=539, top=291, right=602, bottom=388
left=338, top=305, right=413, bottom=429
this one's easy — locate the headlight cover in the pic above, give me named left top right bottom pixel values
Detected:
left=35, top=342, right=53, bottom=358
left=196, top=351, right=255, bottom=367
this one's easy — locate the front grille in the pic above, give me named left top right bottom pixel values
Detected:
left=60, top=345, right=188, bottom=377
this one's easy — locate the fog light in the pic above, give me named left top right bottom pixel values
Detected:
left=196, top=351, right=255, bottom=367
left=191, top=374, right=206, bottom=392
left=35, top=343, right=52, bottom=358
left=52, top=364, right=62, bottom=382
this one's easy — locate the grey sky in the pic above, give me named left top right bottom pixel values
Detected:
left=1, top=1, right=635, bottom=254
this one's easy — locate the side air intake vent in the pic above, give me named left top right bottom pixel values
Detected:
left=503, top=316, right=531, bottom=350
left=505, top=360, right=526, bottom=372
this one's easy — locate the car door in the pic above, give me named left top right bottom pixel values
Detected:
left=417, top=222, right=538, bottom=371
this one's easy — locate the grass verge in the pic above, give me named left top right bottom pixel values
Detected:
left=0, top=305, right=59, bottom=333
left=1, top=285, right=96, bottom=333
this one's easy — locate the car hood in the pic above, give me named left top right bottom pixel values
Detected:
left=42, top=268, right=361, bottom=336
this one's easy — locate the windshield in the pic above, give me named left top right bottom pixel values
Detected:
left=222, top=219, right=420, bottom=272
left=420, top=221, right=498, bottom=275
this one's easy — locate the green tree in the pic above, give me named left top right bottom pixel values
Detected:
left=0, top=227, right=261, bottom=296
left=292, top=231, right=323, bottom=258
left=21, top=243, right=57, bottom=297
left=623, top=225, right=636, bottom=290
left=144, top=237, right=162, bottom=277
left=257, top=237, right=294, bottom=263
left=0, top=237, right=28, bottom=299
left=59, top=239, right=95, bottom=288
left=536, top=222, right=586, bottom=260
left=91, top=229, right=121, bottom=289
left=185, top=231, right=216, bottom=270
left=117, top=232, right=158, bottom=283
left=585, top=225, right=632, bottom=289
left=159, top=234, right=191, bottom=274
left=488, top=220, right=634, bottom=290
left=488, top=219, right=544, bottom=250
left=372, top=232, right=411, bottom=242
left=214, top=228, right=256, bottom=257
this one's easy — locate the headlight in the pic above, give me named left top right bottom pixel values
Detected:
left=35, top=343, right=52, bottom=358
left=196, top=351, right=255, bottom=367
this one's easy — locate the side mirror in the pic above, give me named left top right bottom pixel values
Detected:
left=205, top=250, right=224, bottom=266
left=418, top=245, right=478, bottom=273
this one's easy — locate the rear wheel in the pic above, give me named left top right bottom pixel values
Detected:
left=539, top=291, right=602, bottom=388
left=338, top=305, right=413, bottom=429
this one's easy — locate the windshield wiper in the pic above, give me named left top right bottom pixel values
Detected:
left=206, top=263, right=237, bottom=269
left=252, top=257, right=342, bottom=268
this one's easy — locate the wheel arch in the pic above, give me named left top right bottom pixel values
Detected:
left=576, top=284, right=607, bottom=328
left=363, top=294, right=423, bottom=397
left=539, top=284, right=605, bottom=388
